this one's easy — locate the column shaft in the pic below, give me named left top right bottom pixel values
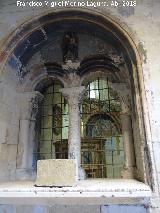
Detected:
left=68, top=96, right=81, bottom=166
left=60, top=86, right=85, bottom=179
left=121, top=113, right=136, bottom=178
left=19, top=119, right=30, bottom=169
left=16, top=92, right=43, bottom=180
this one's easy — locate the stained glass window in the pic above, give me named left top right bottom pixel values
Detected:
left=34, top=80, right=69, bottom=165
left=80, top=78, right=125, bottom=178
left=34, top=78, right=125, bottom=179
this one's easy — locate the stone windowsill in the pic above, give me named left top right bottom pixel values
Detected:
left=0, top=179, right=151, bottom=205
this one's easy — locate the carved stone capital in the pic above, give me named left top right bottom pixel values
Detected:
left=62, top=60, right=80, bottom=72
left=19, top=91, right=43, bottom=120
left=30, top=91, right=44, bottom=120
left=63, top=73, right=81, bottom=88
left=60, top=86, right=85, bottom=106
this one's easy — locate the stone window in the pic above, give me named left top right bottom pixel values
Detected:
left=34, top=76, right=135, bottom=180
left=2, top=10, right=147, bottom=183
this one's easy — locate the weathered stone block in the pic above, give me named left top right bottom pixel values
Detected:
left=16, top=205, right=49, bottom=213
left=0, top=121, right=8, bottom=144
left=36, top=159, right=77, bottom=186
left=49, top=205, right=101, bottom=213
left=101, top=205, right=147, bottom=213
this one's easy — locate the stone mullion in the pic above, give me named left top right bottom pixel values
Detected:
left=60, top=86, right=85, bottom=180
left=68, top=95, right=81, bottom=165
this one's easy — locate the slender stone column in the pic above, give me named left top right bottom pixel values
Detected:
left=108, top=83, right=136, bottom=178
left=60, top=86, right=85, bottom=180
left=121, top=112, right=136, bottom=178
left=16, top=91, right=43, bottom=180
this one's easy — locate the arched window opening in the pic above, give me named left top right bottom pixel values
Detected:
left=33, top=80, right=69, bottom=167
left=0, top=9, right=150, bottom=185
left=81, top=78, right=125, bottom=178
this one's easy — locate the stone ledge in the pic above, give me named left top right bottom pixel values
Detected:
left=0, top=180, right=151, bottom=205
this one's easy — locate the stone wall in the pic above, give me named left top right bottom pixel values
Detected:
left=0, top=205, right=148, bottom=213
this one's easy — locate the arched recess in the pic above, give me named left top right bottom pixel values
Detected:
left=33, top=78, right=68, bottom=167
left=0, top=9, right=153, bottom=187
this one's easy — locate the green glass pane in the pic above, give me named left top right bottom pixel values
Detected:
left=53, top=93, right=61, bottom=104
left=42, top=116, right=52, bottom=128
left=43, top=106, right=52, bottom=116
left=43, top=94, right=53, bottom=105
left=99, top=79, right=108, bottom=90
left=99, top=88, right=109, bottom=101
left=54, top=83, right=62, bottom=92
left=43, top=129, right=52, bottom=140
left=46, top=85, right=53, bottom=93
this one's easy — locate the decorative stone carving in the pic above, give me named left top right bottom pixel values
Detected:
left=62, top=32, right=79, bottom=63
left=61, top=86, right=85, bottom=107
left=19, top=91, right=43, bottom=120
left=63, top=73, right=81, bottom=88
left=108, top=50, right=124, bottom=67
left=62, top=60, right=80, bottom=72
